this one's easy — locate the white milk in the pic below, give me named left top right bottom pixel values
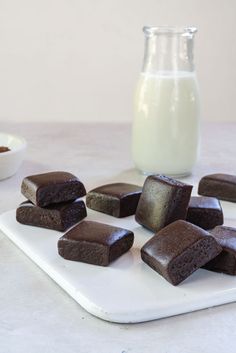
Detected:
left=132, top=71, right=200, bottom=176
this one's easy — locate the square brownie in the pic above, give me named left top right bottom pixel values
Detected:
left=16, top=199, right=87, bottom=231
left=135, top=175, right=192, bottom=232
left=186, top=196, right=223, bottom=230
left=58, top=221, right=134, bottom=266
left=198, top=173, right=236, bottom=202
left=204, top=226, right=236, bottom=275
left=141, top=220, right=222, bottom=285
left=21, top=171, right=86, bottom=207
left=86, top=183, right=142, bottom=217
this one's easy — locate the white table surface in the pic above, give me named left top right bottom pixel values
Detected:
left=0, top=122, right=236, bottom=353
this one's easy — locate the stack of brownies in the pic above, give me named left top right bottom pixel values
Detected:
left=16, top=171, right=87, bottom=232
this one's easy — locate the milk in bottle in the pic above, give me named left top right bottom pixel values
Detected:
left=132, top=27, right=200, bottom=176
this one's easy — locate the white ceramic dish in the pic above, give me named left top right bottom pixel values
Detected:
left=0, top=132, right=27, bottom=180
left=0, top=200, right=236, bottom=323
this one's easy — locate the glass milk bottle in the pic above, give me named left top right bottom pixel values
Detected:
left=132, top=26, right=200, bottom=176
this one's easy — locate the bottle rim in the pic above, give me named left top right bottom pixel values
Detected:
left=143, top=26, right=197, bottom=36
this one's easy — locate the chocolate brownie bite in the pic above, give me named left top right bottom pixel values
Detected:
left=198, top=173, right=236, bottom=202
left=21, top=171, right=86, bottom=207
left=204, top=226, right=236, bottom=275
left=186, top=196, right=223, bottom=230
left=58, top=221, right=134, bottom=266
left=16, top=199, right=87, bottom=231
left=135, top=175, right=192, bottom=232
left=86, top=183, right=142, bottom=217
left=141, top=220, right=222, bottom=285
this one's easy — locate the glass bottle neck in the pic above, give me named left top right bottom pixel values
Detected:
left=142, top=27, right=196, bottom=74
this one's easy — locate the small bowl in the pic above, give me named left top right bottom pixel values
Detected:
left=0, top=132, right=27, bottom=180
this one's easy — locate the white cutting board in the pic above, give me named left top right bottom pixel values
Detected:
left=0, top=201, right=236, bottom=324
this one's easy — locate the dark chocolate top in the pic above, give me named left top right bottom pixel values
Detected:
left=88, top=183, right=142, bottom=199
left=22, top=171, right=81, bottom=189
left=188, top=196, right=222, bottom=210
left=210, top=226, right=236, bottom=252
left=199, top=174, right=236, bottom=185
left=62, top=221, right=133, bottom=246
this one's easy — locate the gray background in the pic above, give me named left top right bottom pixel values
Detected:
left=0, top=0, right=235, bottom=123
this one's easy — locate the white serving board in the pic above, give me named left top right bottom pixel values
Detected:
left=0, top=201, right=236, bottom=324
